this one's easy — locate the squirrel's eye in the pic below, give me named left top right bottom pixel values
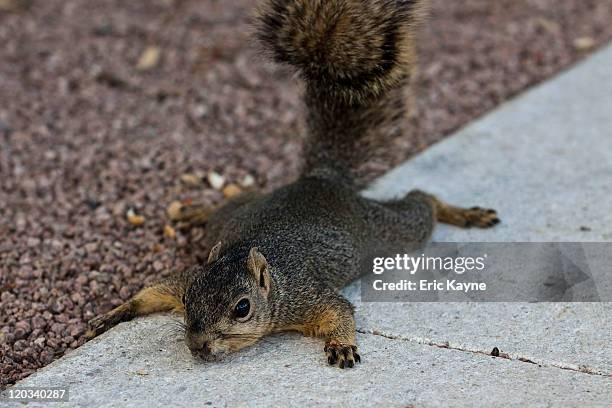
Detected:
left=234, top=298, right=251, bottom=320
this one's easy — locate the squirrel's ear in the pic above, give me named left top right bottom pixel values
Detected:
left=207, top=241, right=222, bottom=264
left=247, top=247, right=271, bottom=296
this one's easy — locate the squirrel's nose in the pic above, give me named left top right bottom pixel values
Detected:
left=190, top=342, right=212, bottom=359
left=186, top=334, right=211, bottom=357
left=195, top=341, right=211, bottom=356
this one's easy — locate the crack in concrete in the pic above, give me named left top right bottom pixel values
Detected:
left=357, top=328, right=611, bottom=378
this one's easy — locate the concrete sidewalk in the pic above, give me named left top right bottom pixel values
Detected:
left=7, top=44, right=612, bottom=407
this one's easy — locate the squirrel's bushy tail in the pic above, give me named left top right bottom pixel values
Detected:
left=256, top=0, right=425, bottom=188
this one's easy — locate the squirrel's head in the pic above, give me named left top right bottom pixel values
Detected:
left=183, top=243, right=274, bottom=361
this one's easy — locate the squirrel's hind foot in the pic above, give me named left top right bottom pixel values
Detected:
left=325, top=341, right=361, bottom=369
left=168, top=202, right=217, bottom=230
left=409, top=190, right=501, bottom=229
left=463, top=207, right=501, bottom=228
left=442, top=206, right=500, bottom=229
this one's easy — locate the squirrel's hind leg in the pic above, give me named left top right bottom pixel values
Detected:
left=86, top=278, right=185, bottom=339
left=379, top=189, right=500, bottom=230
left=169, top=202, right=218, bottom=230
left=169, top=191, right=260, bottom=233
left=365, top=190, right=437, bottom=247
left=365, top=189, right=500, bottom=250
left=405, top=190, right=500, bottom=228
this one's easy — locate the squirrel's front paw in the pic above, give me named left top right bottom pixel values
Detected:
left=85, top=315, right=109, bottom=339
left=86, top=307, right=127, bottom=339
left=324, top=340, right=361, bottom=369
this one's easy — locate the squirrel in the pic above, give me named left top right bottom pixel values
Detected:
left=86, top=0, right=500, bottom=369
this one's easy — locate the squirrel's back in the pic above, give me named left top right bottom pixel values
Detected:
left=256, top=0, right=426, bottom=188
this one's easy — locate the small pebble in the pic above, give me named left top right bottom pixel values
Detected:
left=136, top=46, right=161, bottom=71
left=31, top=316, right=46, bottom=330
left=75, top=275, right=88, bottom=285
left=573, top=37, right=595, bottom=51
left=70, top=292, right=84, bottom=305
left=166, top=201, right=183, bottom=221
left=51, top=300, right=65, bottom=313
left=15, top=320, right=31, bottom=334
left=164, top=224, right=177, bottom=239
left=51, top=323, right=66, bottom=335
left=240, top=174, right=256, bottom=188
left=207, top=171, right=225, bottom=190
left=126, top=209, right=145, bottom=227
left=84, top=242, right=99, bottom=253
left=68, top=324, right=84, bottom=337
left=119, top=287, right=131, bottom=300
left=13, top=340, right=27, bottom=351
left=33, top=337, right=46, bottom=347
left=535, top=17, right=560, bottom=35
left=17, top=266, right=34, bottom=279
left=152, top=260, right=164, bottom=272
left=222, top=183, right=242, bottom=198
left=27, top=237, right=41, bottom=248
left=180, top=173, right=202, bottom=186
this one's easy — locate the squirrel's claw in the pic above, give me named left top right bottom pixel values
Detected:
left=85, top=315, right=108, bottom=339
left=324, top=342, right=360, bottom=369
left=463, top=207, right=500, bottom=228
left=86, top=305, right=129, bottom=339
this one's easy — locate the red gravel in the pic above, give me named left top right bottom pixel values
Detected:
left=1, top=0, right=612, bottom=388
